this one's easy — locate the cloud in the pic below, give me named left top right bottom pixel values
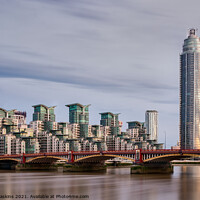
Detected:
left=0, top=56, right=177, bottom=100
left=1, top=0, right=199, bottom=147
left=152, top=100, right=178, bottom=105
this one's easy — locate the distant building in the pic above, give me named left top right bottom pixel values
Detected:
left=21, top=137, right=40, bottom=154
left=66, top=103, right=91, bottom=138
left=91, top=125, right=102, bottom=138
left=100, top=112, right=121, bottom=135
left=32, top=104, right=56, bottom=122
left=127, top=121, right=147, bottom=141
left=171, top=142, right=180, bottom=150
left=69, top=123, right=80, bottom=138
left=65, top=103, right=90, bottom=124
left=100, top=112, right=119, bottom=126
left=145, top=110, right=158, bottom=141
left=0, top=108, right=16, bottom=119
left=0, top=103, right=163, bottom=154
left=126, top=120, right=162, bottom=150
left=0, top=134, right=25, bottom=155
left=38, top=132, right=53, bottom=153
left=106, top=135, right=120, bottom=151
left=0, top=108, right=27, bottom=134
left=31, top=104, right=57, bottom=133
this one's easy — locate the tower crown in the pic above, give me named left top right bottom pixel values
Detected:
left=182, top=28, right=200, bottom=53
left=189, top=28, right=196, bottom=36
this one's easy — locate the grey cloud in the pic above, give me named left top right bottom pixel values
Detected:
left=0, top=59, right=122, bottom=89
left=33, top=0, right=108, bottom=21
left=0, top=57, right=177, bottom=96
left=12, top=50, right=46, bottom=58
left=0, top=44, right=18, bottom=49
left=152, top=100, right=178, bottom=105
left=137, top=82, right=178, bottom=90
left=1, top=0, right=196, bottom=147
left=62, top=8, right=106, bottom=21
left=140, top=10, right=172, bottom=18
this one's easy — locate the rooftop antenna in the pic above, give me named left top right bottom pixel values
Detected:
left=188, top=28, right=198, bottom=36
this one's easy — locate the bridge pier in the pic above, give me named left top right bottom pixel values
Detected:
left=15, top=163, right=56, bottom=171
left=0, top=160, right=19, bottom=170
left=0, top=162, right=17, bottom=170
left=131, top=163, right=174, bottom=174
left=66, top=161, right=107, bottom=172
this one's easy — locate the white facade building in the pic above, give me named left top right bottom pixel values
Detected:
left=145, top=110, right=158, bottom=141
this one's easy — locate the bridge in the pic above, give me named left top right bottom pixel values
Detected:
left=0, top=149, right=199, bottom=165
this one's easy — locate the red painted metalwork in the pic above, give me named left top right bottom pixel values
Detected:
left=139, top=149, right=143, bottom=163
left=1, top=149, right=200, bottom=163
left=22, top=153, right=26, bottom=164
left=71, top=151, right=74, bottom=163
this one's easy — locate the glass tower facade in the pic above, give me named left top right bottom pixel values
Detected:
left=100, top=112, right=120, bottom=135
left=65, top=103, right=90, bottom=124
left=180, top=29, right=200, bottom=149
left=65, top=103, right=91, bottom=138
left=32, top=104, right=56, bottom=122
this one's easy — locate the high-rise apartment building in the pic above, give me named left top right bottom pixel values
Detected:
left=100, top=112, right=119, bottom=127
left=100, top=112, right=121, bottom=136
left=66, top=103, right=90, bottom=124
left=0, top=108, right=27, bottom=134
left=31, top=104, right=57, bottom=133
left=180, top=29, right=200, bottom=149
left=145, top=110, right=158, bottom=141
left=32, top=104, right=56, bottom=122
left=66, top=103, right=91, bottom=138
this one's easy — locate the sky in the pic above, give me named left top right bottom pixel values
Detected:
left=1, top=0, right=200, bottom=147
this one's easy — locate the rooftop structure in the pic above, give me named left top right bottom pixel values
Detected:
left=65, top=103, right=90, bottom=124
left=32, top=104, right=56, bottom=122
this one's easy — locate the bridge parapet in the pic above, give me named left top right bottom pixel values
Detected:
left=0, top=149, right=199, bottom=165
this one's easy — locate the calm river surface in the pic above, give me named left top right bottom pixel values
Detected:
left=0, top=166, right=200, bottom=200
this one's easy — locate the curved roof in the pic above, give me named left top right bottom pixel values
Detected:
left=99, top=112, right=120, bottom=116
left=0, top=108, right=7, bottom=113
left=32, top=104, right=56, bottom=109
left=65, top=103, right=91, bottom=108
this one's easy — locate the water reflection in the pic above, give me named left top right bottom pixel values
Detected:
left=0, top=167, right=200, bottom=200
left=179, top=166, right=200, bottom=200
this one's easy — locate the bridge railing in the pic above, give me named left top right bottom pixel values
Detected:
left=1, top=149, right=200, bottom=158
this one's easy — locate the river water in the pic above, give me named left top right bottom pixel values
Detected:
left=0, top=166, right=199, bottom=200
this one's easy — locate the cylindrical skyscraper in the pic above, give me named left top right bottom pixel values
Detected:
left=180, top=28, right=200, bottom=149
